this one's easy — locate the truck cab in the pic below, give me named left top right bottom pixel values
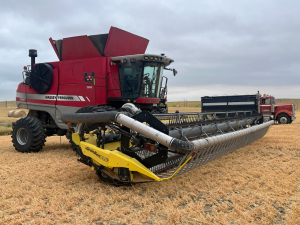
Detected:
left=260, top=94, right=295, bottom=124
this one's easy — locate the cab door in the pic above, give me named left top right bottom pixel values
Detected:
left=261, top=98, right=271, bottom=114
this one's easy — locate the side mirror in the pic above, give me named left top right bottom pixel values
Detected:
left=173, top=68, right=177, bottom=76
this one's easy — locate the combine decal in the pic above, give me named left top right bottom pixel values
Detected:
left=85, top=147, right=109, bottom=162
left=16, top=92, right=87, bottom=102
left=84, top=72, right=95, bottom=82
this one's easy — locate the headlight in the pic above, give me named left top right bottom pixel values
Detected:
left=154, top=57, right=158, bottom=60
left=150, top=56, right=154, bottom=60
left=144, top=56, right=149, bottom=60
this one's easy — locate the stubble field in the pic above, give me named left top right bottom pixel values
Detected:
left=0, top=107, right=299, bottom=224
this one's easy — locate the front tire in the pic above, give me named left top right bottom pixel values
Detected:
left=277, top=114, right=291, bottom=124
left=11, top=117, right=46, bottom=153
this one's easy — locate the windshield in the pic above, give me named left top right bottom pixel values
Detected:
left=118, top=61, right=164, bottom=99
left=140, top=62, right=163, bottom=98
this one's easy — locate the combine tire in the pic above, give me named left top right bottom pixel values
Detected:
left=277, top=114, right=291, bottom=124
left=11, top=117, right=46, bottom=153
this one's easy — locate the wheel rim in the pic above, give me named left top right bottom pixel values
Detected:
left=280, top=117, right=288, bottom=124
left=16, top=128, right=28, bottom=145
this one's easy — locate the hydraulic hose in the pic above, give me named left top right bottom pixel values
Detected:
left=62, top=111, right=118, bottom=123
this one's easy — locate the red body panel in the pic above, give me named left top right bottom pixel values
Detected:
left=260, top=105, right=271, bottom=114
left=16, top=83, right=27, bottom=102
left=104, top=27, right=149, bottom=57
left=16, top=57, right=122, bottom=107
left=136, top=98, right=159, bottom=104
left=62, top=35, right=102, bottom=61
left=274, top=104, right=293, bottom=118
left=58, top=57, right=108, bottom=107
left=59, top=57, right=107, bottom=84
left=57, top=83, right=96, bottom=107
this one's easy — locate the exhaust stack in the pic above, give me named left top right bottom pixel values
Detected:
left=28, top=49, right=37, bottom=71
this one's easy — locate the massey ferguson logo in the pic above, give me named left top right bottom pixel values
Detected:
left=84, top=72, right=95, bottom=82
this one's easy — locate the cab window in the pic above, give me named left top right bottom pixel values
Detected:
left=271, top=98, right=275, bottom=104
left=262, top=98, right=270, bottom=104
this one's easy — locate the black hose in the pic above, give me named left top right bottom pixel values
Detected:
left=61, top=111, right=118, bottom=123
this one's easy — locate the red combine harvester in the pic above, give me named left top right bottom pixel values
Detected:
left=11, top=27, right=275, bottom=185
left=13, top=27, right=176, bottom=152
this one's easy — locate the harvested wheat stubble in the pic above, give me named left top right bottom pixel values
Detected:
left=0, top=111, right=299, bottom=224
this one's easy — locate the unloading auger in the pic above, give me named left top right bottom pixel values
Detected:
left=62, top=104, right=274, bottom=186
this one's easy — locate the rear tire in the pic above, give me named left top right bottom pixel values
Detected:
left=11, top=117, right=46, bottom=153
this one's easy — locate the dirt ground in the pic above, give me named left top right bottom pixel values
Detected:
left=0, top=109, right=299, bottom=224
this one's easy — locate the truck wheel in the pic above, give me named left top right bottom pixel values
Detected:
left=11, top=117, right=46, bottom=153
left=277, top=114, right=291, bottom=124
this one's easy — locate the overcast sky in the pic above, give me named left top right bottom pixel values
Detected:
left=1, top=0, right=300, bottom=101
